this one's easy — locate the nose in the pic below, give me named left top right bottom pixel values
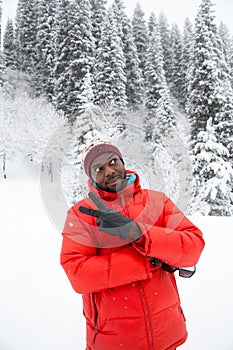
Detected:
left=104, top=165, right=115, bottom=177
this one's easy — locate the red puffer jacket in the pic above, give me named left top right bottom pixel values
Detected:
left=60, top=171, right=205, bottom=350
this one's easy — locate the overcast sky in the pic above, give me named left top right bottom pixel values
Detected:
left=123, top=0, right=233, bottom=32
left=1, top=0, right=233, bottom=37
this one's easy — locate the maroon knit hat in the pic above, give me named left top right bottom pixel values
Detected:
left=81, top=138, right=123, bottom=178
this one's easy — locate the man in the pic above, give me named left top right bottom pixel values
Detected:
left=60, top=138, right=205, bottom=350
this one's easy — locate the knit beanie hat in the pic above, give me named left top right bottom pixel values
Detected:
left=81, top=137, right=123, bottom=178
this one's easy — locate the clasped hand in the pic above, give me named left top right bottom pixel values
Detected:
left=79, top=192, right=142, bottom=241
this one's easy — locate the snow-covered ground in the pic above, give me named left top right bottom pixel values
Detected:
left=0, top=161, right=232, bottom=350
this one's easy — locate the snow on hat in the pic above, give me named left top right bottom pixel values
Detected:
left=81, top=137, right=123, bottom=178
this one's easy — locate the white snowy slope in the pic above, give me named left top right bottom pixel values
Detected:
left=0, top=161, right=232, bottom=350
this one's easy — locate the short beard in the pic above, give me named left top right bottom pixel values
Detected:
left=99, top=170, right=127, bottom=193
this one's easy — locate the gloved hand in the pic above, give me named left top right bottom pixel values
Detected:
left=79, top=192, right=142, bottom=240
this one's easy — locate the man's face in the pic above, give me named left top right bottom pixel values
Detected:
left=90, top=152, right=126, bottom=192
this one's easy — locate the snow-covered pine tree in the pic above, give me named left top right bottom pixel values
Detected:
left=93, top=7, right=127, bottom=120
left=35, top=0, right=56, bottom=100
left=53, top=0, right=71, bottom=117
left=90, top=0, right=107, bottom=50
left=124, top=25, right=144, bottom=109
left=0, top=0, right=2, bottom=44
left=112, top=0, right=127, bottom=41
left=218, top=22, right=231, bottom=63
left=15, top=0, right=38, bottom=75
left=148, top=12, right=156, bottom=37
left=131, top=2, right=148, bottom=77
left=0, top=0, right=5, bottom=88
left=158, top=12, right=171, bottom=83
left=54, top=0, right=95, bottom=122
left=144, top=18, right=188, bottom=207
left=215, top=89, right=233, bottom=169
left=112, top=0, right=144, bottom=109
left=144, top=18, right=175, bottom=141
left=78, top=71, right=93, bottom=112
left=124, top=30, right=144, bottom=109
left=65, top=0, right=95, bottom=120
left=0, top=52, right=4, bottom=87
left=186, top=0, right=217, bottom=138
left=3, top=18, right=17, bottom=69
left=191, top=117, right=233, bottom=216
left=228, top=37, right=233, bottom=88
left=180, top=18, right=193, bottom=108
left=186, top=0, right=233, bottom=145
left=0, top=0, right=2, bottom=47
left=169, top=24, right=184, bottom=104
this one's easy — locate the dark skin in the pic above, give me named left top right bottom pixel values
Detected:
left=90, top=152, right=127, bottom=192
left=89, top=152, right=141, bottom=239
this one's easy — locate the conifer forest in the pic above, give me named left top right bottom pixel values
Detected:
left=0, top=0, right=232, bottom=216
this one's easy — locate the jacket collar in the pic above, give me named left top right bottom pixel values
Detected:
left=87, top=170, right=141, bottom=202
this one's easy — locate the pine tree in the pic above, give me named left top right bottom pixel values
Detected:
left=0, top=0, right=4, bottom=87
left=123, top=24, right=144, bottom=109
left=148, top=12, right=157, bottom=36
left=0, top=0, right=2, bottom=45
left=90, top=0, right=107, bottom=50
left=131, top=2, right=148, bottom=77
left=0, top=52, right=4, bottom=87
left=180, top=18, right=193, bottom=107
left=94, top=7, right=127, bottom=119
left=192, top=117, right=233, bottom=216
left=144, top=20, right=187, bottom=208
left=158, top=12, right=171, bottom=83
left=112, top=0, right=144, bottom=109
left=112, top=0, right=127, bottom=41
left=3, top=18, right=17, bottom=69
left=169, top=24, right=184, bottom=103
left=53, top=0, right=71, bottom=115
left=186, top=0, right=233, bottom=146
left=229, top=37, right=233, bottom=88
left=144, top=19, right=175, bottom=141
left=78, top=71, right=95, bottom=115
left=35, top=0, right=56, bottom=99
left=66, top=0, right=94, bottom=119
left=218, top=22, right=231, bottom=63
left=15, top=0, right=38, bottom=74
left=54, top=0, right=95, bottom=121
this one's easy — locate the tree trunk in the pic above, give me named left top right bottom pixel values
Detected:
left=3, top=153, right=7, bottom=179
left=48, top=157, right=53, bottom=183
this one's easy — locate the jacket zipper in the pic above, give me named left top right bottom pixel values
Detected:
left=119, top=189, right=126, bottom=209
left=139, top=284, right=155, bottom=350
left=91, top=293, right=98, bottom=344
left=119, top=189, right=131, bottom=219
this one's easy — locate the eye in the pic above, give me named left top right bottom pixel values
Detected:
left=110, top=158, right=118, bottom=165
left=94, top=166, right=102, bottom=173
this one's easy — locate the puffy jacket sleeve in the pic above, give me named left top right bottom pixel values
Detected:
left=133, top=194, right=205, bottom=268
left=60, top=208, right=152, bottom=294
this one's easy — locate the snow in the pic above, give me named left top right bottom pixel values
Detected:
left=0, top=161, right=233, bottom=350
